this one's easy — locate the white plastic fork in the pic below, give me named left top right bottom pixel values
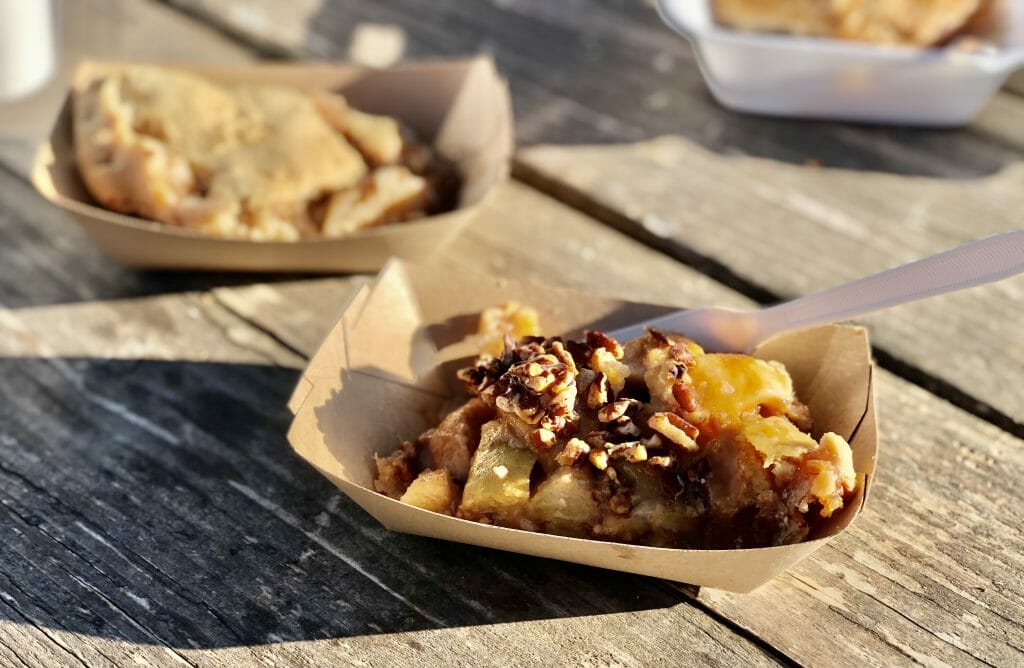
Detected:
left=609, top=230, right=1024, bottom=352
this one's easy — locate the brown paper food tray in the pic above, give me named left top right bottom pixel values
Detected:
left=30, top=59, right=512, bottom=273
left=287, top=261, right=878, bottom=593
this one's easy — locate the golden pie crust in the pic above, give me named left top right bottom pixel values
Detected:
left=712, top=0, right=993, bottom=46
left=73, top=66, right=456, bottom=241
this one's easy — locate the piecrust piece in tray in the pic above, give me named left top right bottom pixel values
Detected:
left=712, top=0, right=994, bottom=46
left=73, top=66, right=458, bottom=241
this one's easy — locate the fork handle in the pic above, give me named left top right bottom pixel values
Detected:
left=761, top=229, right=1024, bottom=335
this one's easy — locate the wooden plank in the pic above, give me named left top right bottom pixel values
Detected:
left=206, top=181, right=1024, bottom=665
left=516, top=138, right=1024, bottom=432
left=215, top=181, right=753, bottom=341
left=0, top=186, right=779, bottom=665
left=0, top=620, right=86, bottom=668
left=972, top=92, right=1024, bottom=153
left=0, top=292, right=306, bottom=367
left=162, top=0, right=1024, bottom=179
left=0, top=1, right=1017, bottom=663
left=1006, top=70, right=1024, bottom=98
left=212, top=278, right=369, bottom=360
left=700, top=367, right=1024, bottom=666
left=0, top=164, right=313, bottom=310
left=2, top=169, right=1021, bottom=663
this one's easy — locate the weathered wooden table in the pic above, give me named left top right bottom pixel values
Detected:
left=1, top=1, right=1022, bottom=665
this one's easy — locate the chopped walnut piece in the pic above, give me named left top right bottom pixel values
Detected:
left=607, top=442, right=648, bottom=463
left=586, top=330, right=624, bottom=358
left=672, top=382, right=698, bottom=413
left=626, top=444, right=649, bottom=463
left=648, top=455, right=675, bottom=468
left=550, top=340, right=578, bottom=375
left=648, top=412, right=699, bottom=451
left=461, top=336, right=579, bottom=436
left=531, top=428, right=557, bottom=450
left=592, top=348, right=630, bottom=393
left=557, top=438, right=591, bottom=466
left=669, top=342, right=695, bottom=366
left=598, top=399, right=639, bottom=423
left=586, top=372, right=610, bottom=409
left=384, top=320, right=860, bottom=550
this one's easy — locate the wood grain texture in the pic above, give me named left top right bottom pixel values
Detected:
left=517, top=137, right=1024, bottom=432
left=0, top=353, right=777, bottom=667
left=0, top=183, right=781, bottom=665
left=1006, top=70, right=1024, bottom=98
left=0, top=164, right=313, bottom=309
left=192, top=182, right=1024, bottom=665
left=1, top=180, right=1021, bottom=664
left=0, top=0, right=1020, bottom=663
left=700, top=368, right=1024, bottom=666
left=162, top=0, right=1024, bottom=179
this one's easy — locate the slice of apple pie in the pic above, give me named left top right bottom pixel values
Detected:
left=73, top=66, right=459, bottom=241
left=374, top=326, right=857, bottom=549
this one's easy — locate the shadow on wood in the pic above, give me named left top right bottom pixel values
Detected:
left=0, top=356, right=681, bottom=648
left=0, top=162, right=338, bottom=309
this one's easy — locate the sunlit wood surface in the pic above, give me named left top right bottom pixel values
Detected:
left=0, top=1, right=1021, bottom=665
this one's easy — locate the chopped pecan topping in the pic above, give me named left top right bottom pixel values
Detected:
left=648, top=412, right=699, bottom=451
left=672, top=381, right=698, bottom=413
left=459, top=336, right=579, bottom=435
left=597, top=398, right=639, bottom=423
left=586, top=330, right=624, bottom=359
left=669, top=342, right=694, bottom=366
left=648, top=455, right=675, bottom=468
left=531, top=428, right=556, bottom=450
left=626, top=444, right=648, bottom=463
left=647, top=328, right=671, bottom=347
left=586, top=372, right=610, bottom=409
left=557, top=437, right=591, bottom=466
left=606, top=441, right=648, bottom=463
left=550, top=340, right=578, bottom=375
left=591, top=348, right=630, bottom=393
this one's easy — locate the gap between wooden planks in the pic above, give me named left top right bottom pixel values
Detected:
left=163, top=0, right=1024, bottom=177
left=10, top=179, right=1022, bottom=665
left=0, top=2, right=1019, bottom=663
left=154, top=0, right=1024, bottom=434
left=0, top=182, right=785, bottom=667
left=514, top=140, right=1024, bottom=439
left=226, top=181, right=1024, bottom=667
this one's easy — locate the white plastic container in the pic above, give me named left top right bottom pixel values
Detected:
left=0, top=0, right=57, bottom=104
left=657, top=0, right=1024, bottom=126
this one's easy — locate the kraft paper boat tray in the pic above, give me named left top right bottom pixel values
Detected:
left=31, top=58, right=512, bottom=273
left=287, top=261, right=878, bottom=592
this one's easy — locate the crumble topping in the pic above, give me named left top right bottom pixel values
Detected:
left=378, top=325, right=858, bottom=549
